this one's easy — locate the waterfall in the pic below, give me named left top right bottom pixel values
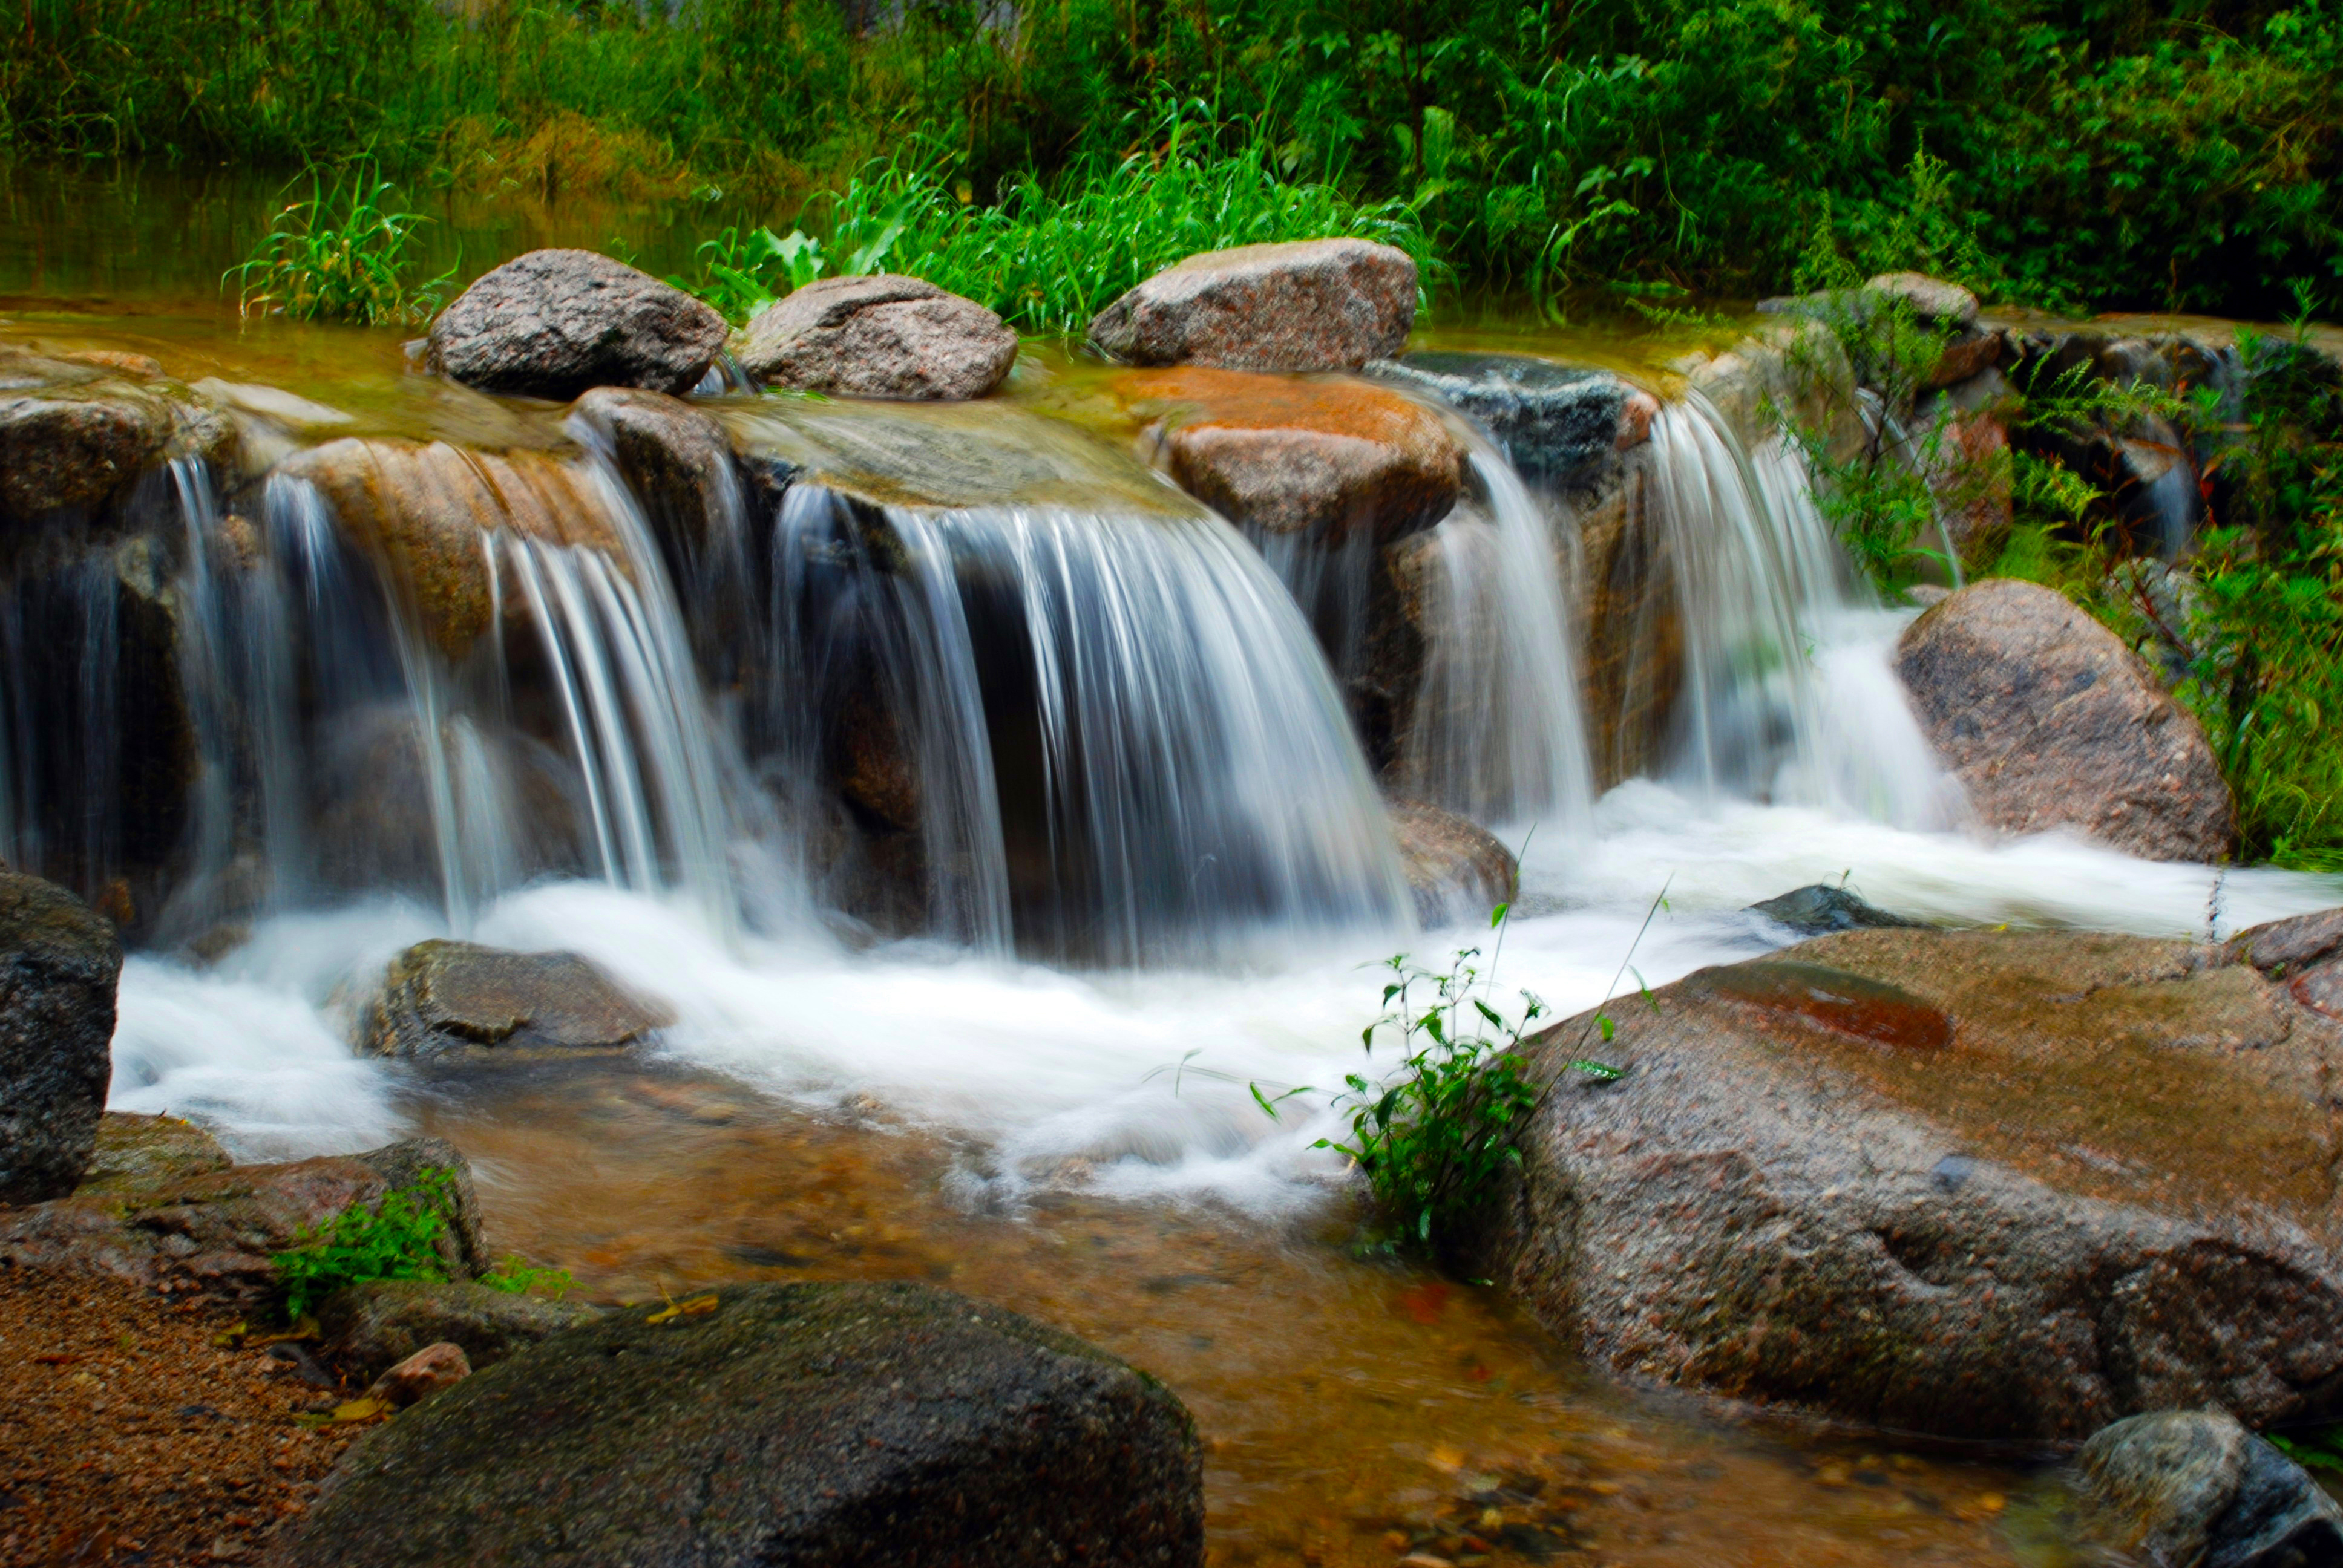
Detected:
left=765, top=482, right=1412, bottom=964
left=1391, top=437, right=1595, bottom=832
left=1647, top=388, right=1962, bottom=829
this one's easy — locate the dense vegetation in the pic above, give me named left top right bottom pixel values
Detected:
left=6, top=0, right=2338, bottom=318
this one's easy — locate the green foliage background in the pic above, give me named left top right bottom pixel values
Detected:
left=4, top=0, right=2338, bottom=316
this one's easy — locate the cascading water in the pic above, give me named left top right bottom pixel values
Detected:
left=1389, top=437, right=1595, bottom=832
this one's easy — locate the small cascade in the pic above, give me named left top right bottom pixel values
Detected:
left=770, top=488, right=1413, bottom=964
left=1389, top=439, right=1594, bottom=831
left=1646, top=390, right=1959, bottom=828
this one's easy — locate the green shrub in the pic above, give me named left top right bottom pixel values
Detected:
left=225, top=158, right=454, bottom=325
left=271, top=1169, right=455, bottom=1322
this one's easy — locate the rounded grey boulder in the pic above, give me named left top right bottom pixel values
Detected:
left=736, top=274, right=1017, bottom=400
left=358, top=938, right=672, bottom=1059
left=1896, top=577, right=2235, bottom=861
left=1087, top=238, right=1417, bottom=373
left=269, top=1281, right=1204, bottom=1568
left=0, top=871, right=122, bottom=1203
left=427, top=250, right=729, bottom=401
left=2074, top=1410, right=2343, bottom=1568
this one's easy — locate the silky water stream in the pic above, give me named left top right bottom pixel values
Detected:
left=10, top=275, right=2343, bottom=1565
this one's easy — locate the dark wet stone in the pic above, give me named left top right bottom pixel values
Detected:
left=1369, top=352, right=1633, bottom=492
left=0, top=386, right=173, bottom=520
left=426, top=249, right=728, bottom=401
left=267, top=1281, right=1204, bottom=1568
left=0, top=871, right=122, bottom=1203
left=1493, top=927, right=2343, bottom=1439
left=358, top=938, right=672, bottom=1059
left=1748, top=884, right=1922, bottom=936
left=2233, top=907, right=2343, bottom=977
left=317, top=1278, right=598, bottom=1383
left=2075, top=1409, right=2343, bottom=1568
left=1087, top=238, right=1416, bottom=373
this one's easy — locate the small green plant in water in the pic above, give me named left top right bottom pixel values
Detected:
left=477, top=1254, right=576, bottom=1299
left=226, top=159, right=454, bottom=326
left=271, top=1169, right=454, bottom=1321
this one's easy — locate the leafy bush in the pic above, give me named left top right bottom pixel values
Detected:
left=1260, top=904, right=1624, bottom=1253
left=224, top=159, right=454, bottom=325
left=271, top=1169, right=455, bottom=1321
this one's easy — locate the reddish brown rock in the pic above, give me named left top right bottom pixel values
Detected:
left=737, top=275, right=1017, bottom=401
left=1117, top=367, right=1461, bottom=543
left=1497, top=927, right=2343, bottom=1439
left=1087, top=238, right=1417, bottom=373
left=1896, top=578, right=2235, bottom=861
left=1387, top=799, right=1518, bottom=927
left=362, top=1341, right=473, bottom=1408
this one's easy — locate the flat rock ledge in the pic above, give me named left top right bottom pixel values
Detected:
left=1492, top=922, right=2343, bottom=1440
left=267, top=1281, right=1204, bottom=1568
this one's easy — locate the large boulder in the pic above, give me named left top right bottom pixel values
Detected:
left=569, top=386, right=742, bottom=560
left=357, top=938, right=672, bottom=1059
left=0, top=384, right=172, bottom=520
left=318, top=1278, right=598, bottom=1383
left=1368, top=353, right=1647, bottom=494
left=1388, top=800, right=1519, bottom=927
left=1493, top=926, right=2343, bottom=1440
left=1087, top=238, right=1417, bottom=373
left=426, top=250, right=729, bottom=402
left=1896, top=578, right=2235, bottom=861
left=735, top=275, right=1017, bottom=401
left=268, top=1281, right=1204, bottom=1568
left=0, top=1136, right=483, bottom=1302
left=2073, top=1410, right=2343, bottom=1568
left=1114, top=367, right=1462, bottom=544
left=72, top=1111, right=232, bottom=1194
left=0, top=871, right=122, bottom=1204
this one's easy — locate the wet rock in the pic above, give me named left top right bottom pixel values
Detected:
left=1368, top=353, right=1636, bottom=496
left=736, top=275, right=1017, bottom=401
left=267, top=1281, right=1205, bottom=1568
left=1867, top=272, right=1982, bottom=330
left=358, top=938, right=672, bottom=1059
left=276, top=437, right=626, bottom=658
left=1087, top=238, right=1417, bottom=373
left=570, top=386, right=741, bottom=557
left=1573, top=462, right=1682, bottom=789
left=1919, top=410, right=2013, bottom=567
left=73, top=1112, right=232, bottom=1195
left=1389, top=800, right=1519, bottom=927
left=0, top=871, right=122, bottom=1203
left=0, top=1137, right=484, bottom=1302
left=1495, top=927, right=2343, bottom=1439
left=426, top=249, right=728, bottom=401
left=1896, top=578, right=2235, bottom=861
left=318, top=1278, right=599, bottom=1383
left=1116, top=367, right=1462, bottom=543
left=2232, top=907, right=2343, bottom=976
left=361, top=1341, right=472, bottom=1408
left=1747, top=884, right=1921, bottom=936
left=2074, top=1410, right=2343, bottom=1568
left=0, top=384, right=174, bottom=520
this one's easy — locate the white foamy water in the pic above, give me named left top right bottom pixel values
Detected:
left=111, top=722, right=2343, bottom=1203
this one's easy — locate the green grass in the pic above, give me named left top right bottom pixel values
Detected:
left=225, top=159, right=453, bottom=324
left=270, top=1169, right=457, bottom=1322
left=680, top=111, right=1434, bottom=332
left=6, top=0, right=2338, bottom=318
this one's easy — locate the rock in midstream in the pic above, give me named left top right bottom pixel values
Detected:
left=1087, top=238, right=1418, bottom=373
left=0, top=1134, right=485, bottom=1302
left=1388, top=799, right=1519, bottom=927
left=1896, top=577, right=2236, bottom=861
left=268, top=1281, right=1205, bottom=1568
left=2072, top=1409, right=2343, bottom=1568
left=1492, top=923, right=2343, bottom=1439
left=0, top=870, right=122, bottom=1203
left=1368, top=351, right=1649, bottom=495
left=425, top=249, right=729, bottom=401
left=1746, top=883, right=1921, bottom=936
left=358, top=938, right=673, bottom=1059
left=736, top=273, right=1018, bottom=400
